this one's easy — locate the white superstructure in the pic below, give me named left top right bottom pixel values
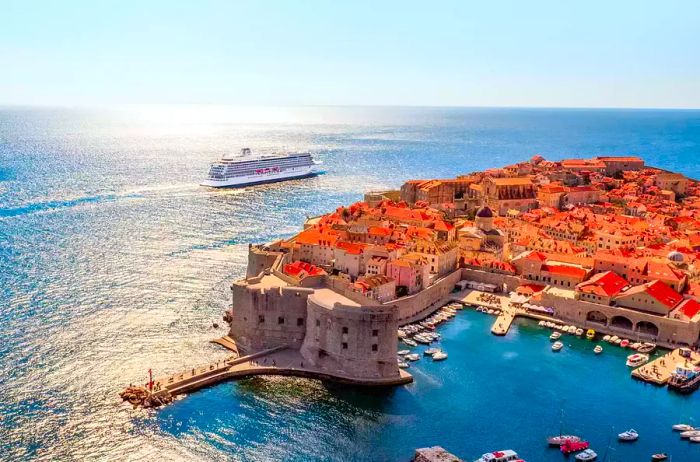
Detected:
left=201, top=148, right=318, bottom=188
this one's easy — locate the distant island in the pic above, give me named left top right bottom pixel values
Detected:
left=123, top=155, right=700, bottom=408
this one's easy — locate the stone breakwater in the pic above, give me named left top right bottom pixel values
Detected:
left=119, top=386, right=173, bottom=409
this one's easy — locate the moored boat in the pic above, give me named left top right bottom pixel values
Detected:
left=626, top=353, right=649, bottom=367
left=679, top=430, right=700, bottom=438
left=586, top=329, right=595, bottom=340
left=575, top=449, right=597, bottom=461
left=432, top=351, right=448, bottom=361
left=397, top=349, right=410, bottom=356
left=405, top=353, right=420, bottom=361
left=552, top=341, right=564, bottom=352
left=594, top=345, right=603, bottom=354
left=668, top=364, right=700, bottom=393
left=398, top=361, right=409, bottom=369
left=560, top=440, right=589, bottom=454
left=550, top=332, right=562, bottom=341
left=651, top=453, right=668, bottom=461
left=402, top=338, right=417, bottom=347
left=424, top=348, right=439, bottom=356
left=547, top=435, right=581, bottom=446
left=576, top=328, right=584, bottom=336
left=539, top=320, right=546, bottom=327
left=618, top=428, right=639, bottom=441
left=672, top=423, right=694, bottom=431
left=474, top=449, right=523, bottom=462
left=620, top=339, right=630, bottom=348
left=603, top=335, right=611, bottom=342
left=638, top=342, right=657, bottom=354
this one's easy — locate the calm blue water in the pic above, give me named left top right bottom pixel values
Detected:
left=1, top=106, right=700, bottom=461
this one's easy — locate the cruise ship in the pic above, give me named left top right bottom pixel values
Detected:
left=201, top=148, right=319, bottom=188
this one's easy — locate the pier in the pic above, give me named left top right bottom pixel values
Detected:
left=122, top=341, right=411, bottom=408
left=632, top=348, right=700, bottom=385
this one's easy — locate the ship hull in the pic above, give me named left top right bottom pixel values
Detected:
left=201, top=165, right=318, bottom=188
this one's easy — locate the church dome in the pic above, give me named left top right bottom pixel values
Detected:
left=476, top=206, right=494, bottom=218
left=667, top=251, right=684, bottom=263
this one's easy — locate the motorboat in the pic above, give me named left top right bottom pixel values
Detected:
left=576, top=328, right=584, bottom=336
left=586, top=329, right=596, bottom=340
left=414, top=334, right=431, bottom=345
left=398, top=361, right=409, bottom=369
left=620, top=339, right=630, bottom=348
left=568, top=326, right=577, bottom=334
left=630, top=342, right=641, bottom=350
left=397, top=349, right=410, bottom=356
left=561, top=325, right=570, bottom=332
left=626, top=354, right=649, bottom=367
left=405, top=353, right=420, bottom=361
left=609, top=335, right=619, bottom=344
left=691, top=436, right=700, bottom=443
left=594, top=345, right=603, bottom=354
left=487, top=309, right=495, bottom=315
left=575, top=449, right=597, bottom=461
left=473, top=449, right=523, bottom=462
left=618, top=429, right=639, bottom=441
left=672, top=423, right=694, bottom=431
left=552, top=341, right=564, bottom=352
left=550, top=332, right=562, bottom=341
left=402, top=338, right=417, bottom=347
left=651, top=454, right=668, bottom=461
left=432, top=351, right=448, bottom=361
left=397, top=330, right=407, bottom=338
left=539, top=320, right=546, bottom=327
left=614, top=338, right=622, bottom=345
left=424, top=348, right=439, bottom=356
left=679, top=430, right=700, bottom=438
left=603, top=335, right=611, bottom=342
left=547, top=435, right=581, bottom=446
left=668, top=364, right=700, bottom=393
left=560, top=440, right=589, bottom=454
left=638, top=343, right=657, bottom=354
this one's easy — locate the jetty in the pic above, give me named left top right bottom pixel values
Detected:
left=121, top=340, right=411, bottom=409
left=632, top=348, right=700, bottom=385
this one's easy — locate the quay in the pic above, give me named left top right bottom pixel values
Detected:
left=632, top=348, right=700, bottom=385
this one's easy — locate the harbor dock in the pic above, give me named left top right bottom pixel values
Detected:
left=632, top=348, right=700, bottom=385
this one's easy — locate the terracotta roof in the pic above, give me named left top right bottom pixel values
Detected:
left=676, top=298, right=700, bottom=319
left=576, top=271, right=629, bottom=297
left=283, top=261, right=326, bottom=278
left=619, top=280, right=683, bottom=309
left=542, top=264, right=588, bottom=279
left=335, top=241, right=366, bottom=255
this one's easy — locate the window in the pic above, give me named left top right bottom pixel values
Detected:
left=278, top=316, right=285, bottom=325
left=372, top=329, right=379, bottom=337
left=258, top=315, right=265, bottom=324
left=297, top=318, right=304, bottom=327
left=316, top=319, right=320, bottom=327
left=342, top=326, right=348, bottom=334
left=371, top=344, right=378, bottom=352
left=342, top=342, right=348, bottom=349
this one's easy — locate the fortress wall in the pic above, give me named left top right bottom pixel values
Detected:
left=300, top=299, right=399, bottom=379
left=229, top=283, right=313, bottom=353
left=460, top=268, right=522, bottom=292
left=390, top=270, right=463, bottom=323
left=540, top=292, right=700, bottom=346
left=246, top=245, right=282, bottom=278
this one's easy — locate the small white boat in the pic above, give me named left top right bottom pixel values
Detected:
left=630, top=342, right=641, bottom=350
left=561, top=325, right=570, bottom=332
left=402, top=339, right=417, bottom=347
left=397, top=330, right=406, bottom=338
left=672, top=423, right=694, bottom=431
left=575, top=449, right=597, bottom=461
left=618, top=428, right=638, bottom=441
left=432, top=351, right=448, bottom=361
left=568, top=326, right=577, bottom=334
left=626, top=353, right=649, bottom=367
left=575, top=328, right=584, bottom=336
left=550, top=332, right=562, bottom=341
left=609, top=335, right=619, bottom=344
left=552, top=341, right=564, bottom=352
left=405, top=353, right=420, bottom=361
left=398, top=361, right=409, bottom=369
left=638, top=342, right=656, bottom=354
left=424, top=348, right=439, bottom=356
left=474, top=449, right=520, bottom=462
left=691, top=436, right=700, bottom=443
left=397, top=349, right=410, bottom=356
left=680, top=430, right=700, bottom=438
left=539, top=320, right=546, bottom=327
left=603, top=335, right=611, bottom=342
left=594, top=345, right=603, bottom=354
left=487, top=309, right=495, bottom=314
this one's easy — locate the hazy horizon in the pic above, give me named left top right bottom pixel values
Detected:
left=2, top=1, right=699, bottom=108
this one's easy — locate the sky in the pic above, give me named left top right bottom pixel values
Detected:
left=1, top=0, right=699, bottom=108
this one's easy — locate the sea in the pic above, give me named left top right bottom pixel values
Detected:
left=1, top=106, right=700, bottom=462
